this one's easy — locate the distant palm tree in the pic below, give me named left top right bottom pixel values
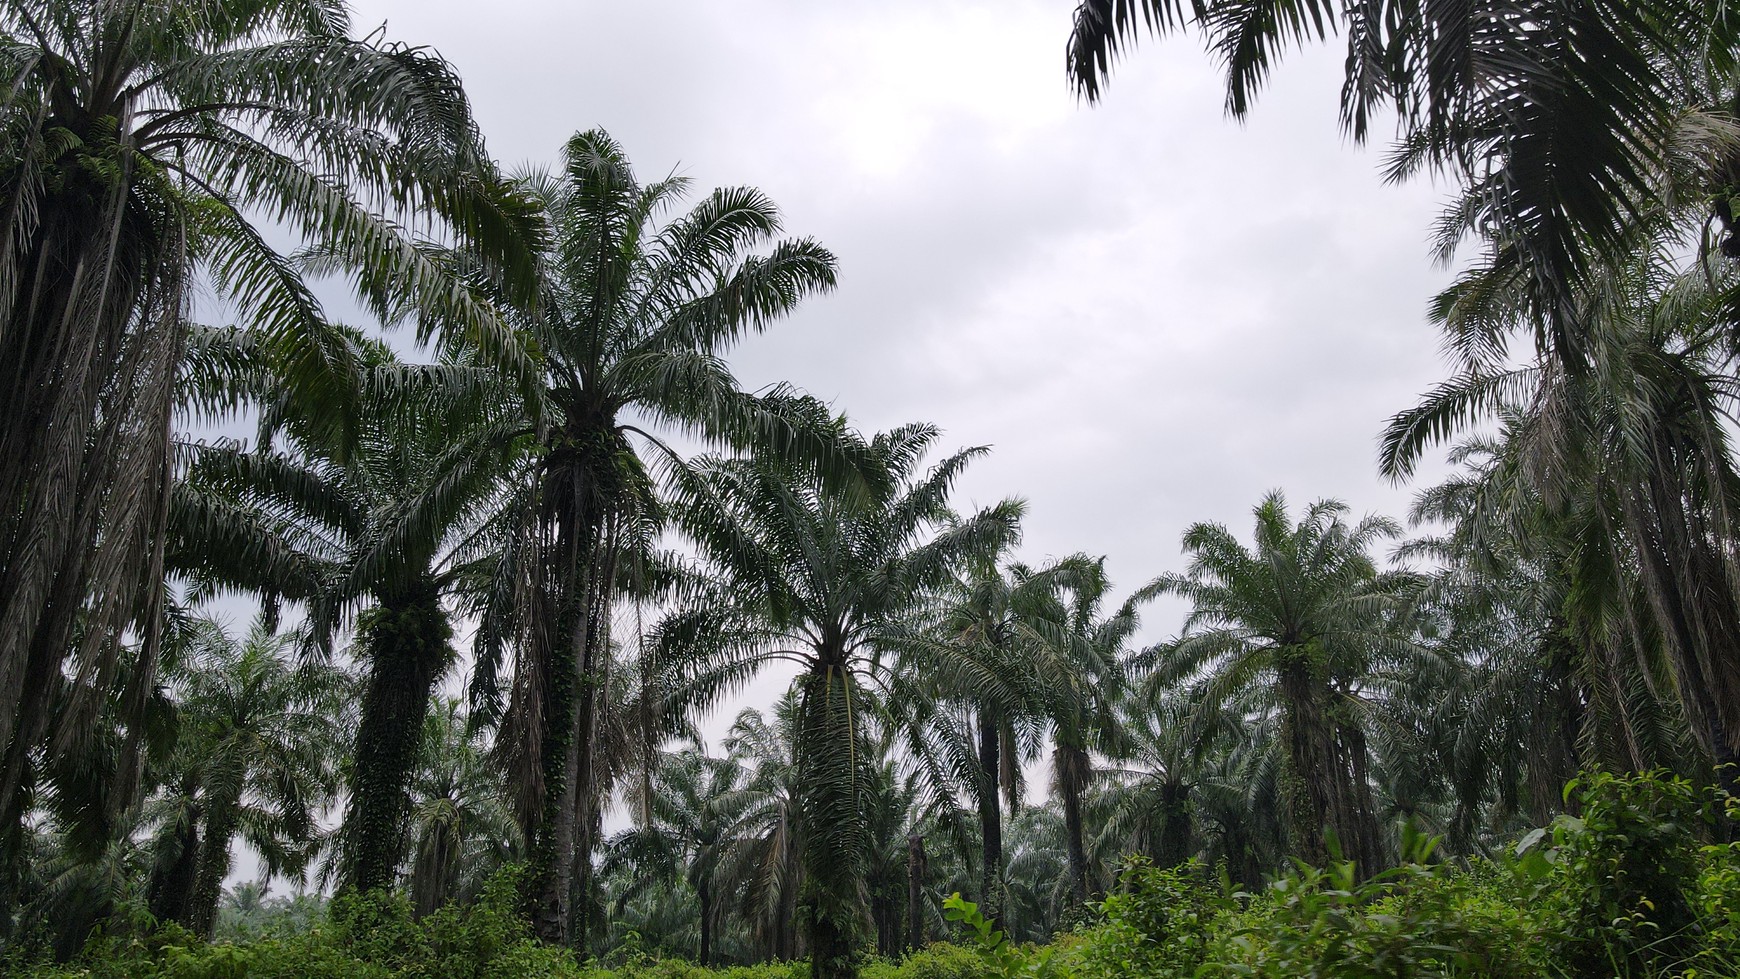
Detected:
left=404, top=699, right=520, bottom=918
left=475, top=128, right=841, bottom=945
left=172, top=336, right=526, bottom=895
left=605, top=740, right=746, bottom=965
left=155, top=620, right=347, bottom=937
left=0, top=1, right=538, bottom=875
left=660, top=425, right=1020, bottom=978
left=1147, top=493, right=1420, bottom=873
left=887, top=555, right=1052, bottom=924
left=1025, top=555, right=1155, bottom=905
left=715, top=700, right=804, bottom=963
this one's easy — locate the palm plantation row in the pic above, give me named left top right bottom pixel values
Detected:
left=5, top=1, right=1740, bottom=978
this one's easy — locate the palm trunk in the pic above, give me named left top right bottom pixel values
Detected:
left=529, top=427, right=624, bottom=946
left=1625, top=468, right=1740, bottom=791
left=1156, top=780, right=1191, bottom=868
left=1278, top=655, right=1337, bottom=867
left=0, top=179, right=183, bottom=909
left=698, top=874, right=714, bottom=966
left=567, top=534, right=618, bottom=949
left=342, top=584, right=451, bottom=893
left=147, top=802, right=200, bottom=926
left=1337, top=722, right=1384, bottom=872
left=188, top=795, right=239, bottom=939
left=975, top=708, right=1003, bottom=920
left=1055, top=743, right=1091, bottom=907
left=530, top=568, right=587, bottom=945
left=411, top=818, right=458, bottom=918
left=906, top=832, right=927, bottom=950
left=797, top=655, right=866, bottom=979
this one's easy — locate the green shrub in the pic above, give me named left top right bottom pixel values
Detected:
left=1059, top=858, right=1228, bottom=979
left=1537, top=771, right=1719, bottom=977
left=871, top=943, right=988, bottom=979
left=1198, top=828, right=1547, bottom=979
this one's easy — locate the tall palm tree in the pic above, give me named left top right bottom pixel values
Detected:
left=1382, top=252, right=1740, bottom=787
left=172, top=335, right=526, bottom=895
left=474, top=128, right=842, bottom=945
left=1146, top=493, right=1420, bottom=873
left=154, top=619, right=346, bottom=937
left=659, top=424, right=1021, bottom=979
left=0, top=0, right=538, bottom=874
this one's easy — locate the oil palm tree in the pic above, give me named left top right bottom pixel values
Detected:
left=473, top=128, right=842, bottom=945
left=1382, top=251, right=1740, bottom=787
left=604, top=741, right=747, bottom=966
left=172, top=336, right=527, bottom=895
left=404, top=698, right=520, bottom=918
left=1025, top=555, right=1155, bottom=905
left=886, top=556, right=1051, bottom=924
left=659, top=424, right=1021, bottom=978
left=1146, top=492, right=1420, bottom=873
left=0, top=0, right=539, bottom=870
left=715, top=700, right=804, bottom=964
left=155, top=619, right=347, bottom=937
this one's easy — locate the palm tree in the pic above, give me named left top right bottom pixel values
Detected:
left=999, top=803, right=1071, bottom=943
left=172, top=336, right=525, bottom=895
left=659, top=424, right=1021, bottom=978
left=404, top=698, right=520, bottom=918
left=888, top=557, right=1051, bottom=924
left=1092, top=692, right=1239, bottom=871
left=1382, top=252, right=1740, bottom=788
left=473, top=128, right=842, bottom=945
left=1024, top=555, right=1154, bottom=905
left=0, top=0, right=538, bottom=874
left=715, top=700, right=805, bottom=963
left=155, top=619, right=346, bottom=937
left=604, top=741, right=747, bottom=966
left=1146, top=493, right=1420, bottom=873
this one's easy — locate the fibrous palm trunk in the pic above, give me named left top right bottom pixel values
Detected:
left=975, top=708, right=1003, bottom=920
left=1625, top=462, right=1740, bottom=789
left=147, top=807, right=200, bottom=926
left=1155, top=780, right=1192, bottom=868
left=188, top=794, right=239, bottom=939
left=525, top=426, right=622, bottom=946
left=0, top=170, right=184, bottom=906
left=906, top=832, right=927, bottom=950
left=1278, top=655, right=1354, bottom=869
left=342, top=584, right=451, bottom=893
left=1055, top=742, right=1092, bottom=907
left=796, top=655, right=866, bottom=979
left=698, top=874, right=714, bottom=966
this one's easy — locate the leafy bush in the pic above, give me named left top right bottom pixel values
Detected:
left=1058, top=858, right=1228, bottom=979
left=1198, top=836, right=1547, bottom=979
left=1532, top=771, right=1719, bottom=977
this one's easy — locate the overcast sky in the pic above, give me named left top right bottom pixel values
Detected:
left=347, top=0, right=1456, bottom=620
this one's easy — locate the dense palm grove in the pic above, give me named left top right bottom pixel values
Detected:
left=5, top=1, right=1740, bottom=978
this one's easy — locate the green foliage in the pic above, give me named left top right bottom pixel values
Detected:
left=1062, top=859, right=1228, bottom=979
left=1530, top=771, right=1720, bottom=977
left=1199, top=858, right=1545, bottom=979
left=942, top=893, right=1052, bottom=979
